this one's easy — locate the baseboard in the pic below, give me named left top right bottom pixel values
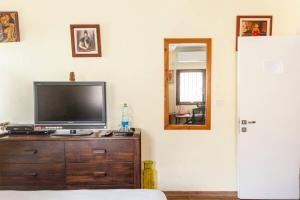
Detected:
left=164, top=191, right=238, bottom=199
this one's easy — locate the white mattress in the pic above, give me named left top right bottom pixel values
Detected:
left=0, top=189, right=167, bottom=200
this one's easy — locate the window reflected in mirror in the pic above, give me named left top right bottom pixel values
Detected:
left=165, top=39, right=211, bottom=130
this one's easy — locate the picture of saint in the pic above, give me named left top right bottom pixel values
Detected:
left=251, top=23, right=261, bottom=36
left=0, top=12, right=20, bottom=43
left=241, top=20, right=268, bottom=36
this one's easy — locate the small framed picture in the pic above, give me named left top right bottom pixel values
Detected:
left=70, top=24, right=102, bottom=57
left=236, top=16, right=273, bottom=50
left=168, top=70, right=174, bottom=84
left=0, top=11, right=20, bottom=43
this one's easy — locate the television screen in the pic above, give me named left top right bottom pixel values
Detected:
left=34, top=82, right=106, bottom=128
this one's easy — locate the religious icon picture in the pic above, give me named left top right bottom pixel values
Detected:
left=236, top=16, right=273, bottom=51
left=0, top=11, right=20, bottom=43
left=70, top=24, right=102, bottom=57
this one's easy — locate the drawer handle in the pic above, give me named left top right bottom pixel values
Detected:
left=92, top=149, right=106, bottom=155
left=24, top=149, right=38, bottom=154
left=93, top=172, right=107, bottom=177
left=24, top=172, right=38, bottom=177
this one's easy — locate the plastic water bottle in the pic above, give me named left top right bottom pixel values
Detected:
left=121, top=103, right=129, bottom=131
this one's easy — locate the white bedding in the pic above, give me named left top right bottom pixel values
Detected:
left=0, top=189, right=167, bottom=200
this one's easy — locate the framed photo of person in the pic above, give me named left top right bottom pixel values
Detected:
left=70, top=24, right=102, bottom=57
left=236, top=16, right=273, bottom=51
left=0, top=11, right=20, bottom=43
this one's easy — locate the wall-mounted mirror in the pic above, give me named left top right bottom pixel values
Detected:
left=164, top=38, right=211, bottom=130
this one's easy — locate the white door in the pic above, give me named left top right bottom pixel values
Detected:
left=238, top=37, right=300, bottom=199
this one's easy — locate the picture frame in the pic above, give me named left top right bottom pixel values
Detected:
left=168, top=70, right=175, bottom=84
left=236, top=16, right=273, bottom=51
left=70, top=24, right=102, bottom=57
left=0, top=11, right=20, bottom=43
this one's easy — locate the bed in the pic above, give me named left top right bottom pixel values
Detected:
left=0, top=189, right=167, bottom=200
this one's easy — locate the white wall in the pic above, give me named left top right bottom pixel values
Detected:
left=0, top=0, right=298, bottom=191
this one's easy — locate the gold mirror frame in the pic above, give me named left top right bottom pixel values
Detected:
left=164, top=38, right=212, bottom=130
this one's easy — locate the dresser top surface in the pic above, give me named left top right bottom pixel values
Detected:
left=0, top=129, right=141, bottom=141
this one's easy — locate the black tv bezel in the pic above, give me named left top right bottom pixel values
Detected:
left=34, top=81, right=107, bottom=129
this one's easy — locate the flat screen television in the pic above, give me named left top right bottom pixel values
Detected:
left=34, top=82, right=107, bottom=129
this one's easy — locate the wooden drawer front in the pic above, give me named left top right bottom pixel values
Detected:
left=66, top=140, right=135, bottom=163
left=111, top=162, right=135, bottom=185
left=0, top=163, right=64, bottom=186
left=0, top=141, right=64, bottom=163
left=66, top=162, right=134, bottom=185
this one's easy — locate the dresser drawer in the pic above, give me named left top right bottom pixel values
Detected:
left=0, top=163, right=64, bottom=186
left=66, top=162, right=134, bottom=185
left=0, top=141, right=64, bottom=163
left=66, top=140, right=135, bottom=163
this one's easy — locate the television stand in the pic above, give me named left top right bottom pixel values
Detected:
left=0, top=128, right=141, bottom=190
left=51, top=129, right=94, bottom=136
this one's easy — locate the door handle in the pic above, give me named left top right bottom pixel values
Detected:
left=92, top=149, right=106, bottom=155
left=24, top=149, right=38, bottom=154
left=93, top=172, right=107, bottom=177
left=23, top=172, right=38, bottom=177
left=241, top=120, right=256, bottom=125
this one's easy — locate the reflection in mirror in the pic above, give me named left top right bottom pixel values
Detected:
left=164, top=39, right=211, bottom=130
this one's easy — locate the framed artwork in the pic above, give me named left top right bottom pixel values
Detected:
left=70, top=24, right=101, bottom=57
left=236, top=16, right=273, bottom=50
left=168, top=70, right=174, bottom=84
left=0, top=11, right=20, bottom=43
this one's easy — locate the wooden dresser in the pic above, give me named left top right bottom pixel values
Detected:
left=0, top=129, right=141, bottom=190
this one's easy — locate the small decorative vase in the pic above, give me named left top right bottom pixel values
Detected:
left=69, top=72, right=76, bottom=82
left=142, top=160, right=157, bottom=189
